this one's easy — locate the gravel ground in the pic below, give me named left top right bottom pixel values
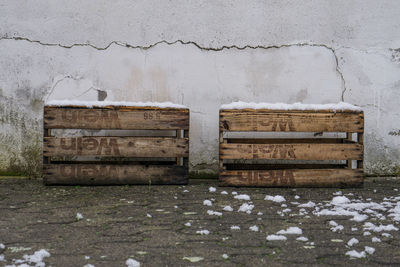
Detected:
left=0, top=176, right=399, bottom=267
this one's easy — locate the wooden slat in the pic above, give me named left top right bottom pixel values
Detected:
left=220, top=110, right=364, bottom=132
left=219, top=169, right=363, bottom=187
left=226, top=138, right=354, bottom=144
left=220, top=143, right=363, bottom=160
left=44, top=106, right=189, bottom=130
left=224, top=164, right=347, bottom=170
left=44, top=137, right=188, bottom=157
left=43, top=164, right=188, bottom=185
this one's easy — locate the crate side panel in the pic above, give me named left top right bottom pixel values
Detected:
left=220, top=111, right=364, bottom=132
left=220, top=143, right=363, bottom=160
left=44, top=107, right=189, bottom=130
left=44, top=137, right=189, bottom=157
left=219, top=169, right=363, bottom=187
left=43, top=164, right=188, bottom=185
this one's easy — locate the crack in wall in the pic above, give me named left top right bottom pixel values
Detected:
left=0, top=36, right=348, bottom=101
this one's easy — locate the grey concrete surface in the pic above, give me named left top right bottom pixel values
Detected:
left=0, top=176, right=399, bottom=266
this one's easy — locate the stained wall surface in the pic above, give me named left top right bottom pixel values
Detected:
left=0, top=0, right=399, bottom=176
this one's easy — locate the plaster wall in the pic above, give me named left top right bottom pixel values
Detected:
left=0, top=0, right=399, bottom=176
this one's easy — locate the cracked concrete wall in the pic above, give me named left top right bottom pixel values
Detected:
left=0, top=0, right=399, bottom=176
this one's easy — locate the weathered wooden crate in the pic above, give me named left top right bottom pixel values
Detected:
left=43, top=103, right=189, bottom=185
left=219, top=107, right=364, bottom=187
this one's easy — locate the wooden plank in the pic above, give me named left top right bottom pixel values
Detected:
left=223, top=163, right=347, bottom=170
left=226, top=138, right=355, bottom=144
left=44, top=106, right=189, bottom=130
left=43, top=137, right=188, bottom=157
left=219, top=169, right=363, bottom=187
left=43, top=164, right=188, bottom=185
left=357, top=132, right=364, bottom=169
left=220, top=110, right=364, bottom=132
left=220, top=143, right=363, bottom=160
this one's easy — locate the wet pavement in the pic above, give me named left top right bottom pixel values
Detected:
left=0, top=176, right=399, bottom=266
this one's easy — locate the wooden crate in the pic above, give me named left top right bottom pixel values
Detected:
left=219, top=108, right=364, bottom=187
left=43, top=104, right=189, bottom=185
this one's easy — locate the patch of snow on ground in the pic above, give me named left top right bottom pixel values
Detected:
left=0, top=255, right=4, bottom=261
left=83, top=264, right=95, bottom=267
left=196, top=230, right=210, bottom=235
left=298, top=201, right=316, bottom=208
left=238, top=203, right=254, bottom=214
left=382, top=233, right=392, bottom=237
left=331, top=196, right=351, bottom=205
left=126, top=258, right=141, bottom=267
left=277, top=227, right=302, bottom=235
left=296, top=236, right=308, bottom=242
left=222, top=254, right=229, bottom=259
left=346, top=250, right=366, bottom=258
left=363, top=231, right=371, bottom=236
left=223, top=206, right=233, bottom=212
left=264, top=195, right=286, bottom=203
left=249, top=225, right=259, bottom=232
left=221, top=191, right=228, bottom=195
left=351, top=227, right=358, bottom=231
left=184, top=222, right=191, bottom=227
left=230, top=226, right=240, bottom=230
left=347, top=238, right=359, bottom=247
left=232, top=192, right=238, bottom=195
left=203, top=200, right=212, bottom=206
left=234, top=194, right=251, bottom=201
left=207, top=210, right=222, bottom=216
left=146, top=213, right=152, bottom=218
left=0, top=244, right=4, bottom=249
left=295, top=195, right=300, bottom=199
left=372, top=237, right=381, bottom=242
left=209, top=187, right=216, bottom=192
left=267, top=235, right=287, bottom=241
left=363, top=222, right=399, bottom=232
left=365, top=246, right=375, bottom=255
left=76, top=213, right=83, bottom=220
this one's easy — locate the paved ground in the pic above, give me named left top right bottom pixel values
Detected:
left=0, top=177, right=399, bottom=267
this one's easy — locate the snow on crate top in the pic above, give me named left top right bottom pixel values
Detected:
left=220, top=101, right=362, bottom=111
left=45, top=100, right=187, bottom=109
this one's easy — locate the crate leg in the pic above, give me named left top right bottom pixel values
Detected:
left=219, top=130, right=226, bottom=170
left=176, top=129, right=184, bottom=166
left=183, top=130, right=189, bottom=167
left=346, top=132, right=353, bottom=169
left=357, top=132, right=364, bottom=169
left=43, top=128, right=51, bottom=165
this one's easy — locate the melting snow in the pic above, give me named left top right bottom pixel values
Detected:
left=264, top=195, right=286, bottom=203
left=365, top=246, right=375, bottom=255
left=230, top=225, right=240, bottom=230
left=203, top=200, right=212, bottom=206
left=222, top=254, right=229, bottom=259
left=221, top=191, right=228, bottom=195
left=276, top=227, right=302, bottom=235
left=234, top=194, right=251, bottom=201
left=196, top=230, right=210, bottom=235
left=347, top=238, right=359, bottom=247
left=238, top=203, right=255, bottom=214
left=249, top=225, right=259, bottom=232
left=372, top=237, right=381, bottom=243
left=296, top=236, right=308, bottom=242
left=209, top=187, right=216, bottom=192
left=76, top=213, right=83, bottom=220
left=298, top=201, right=316, bottom=208
left=223, top=206, right=233, bottom=212
left=363, top=222, right=399, bottom=232
left=207, top=210, right=222, bottom=216
left=220, top=101, right=362, bottom=111
left=46, top=100, right=187, bottom=109
left=126, top=258, right=141, bottom=267
left=267, top=235, right=287, bottom=241
left=184, top=222, right=191, bottom=227
left=345, top=250, right=366, bottom=258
